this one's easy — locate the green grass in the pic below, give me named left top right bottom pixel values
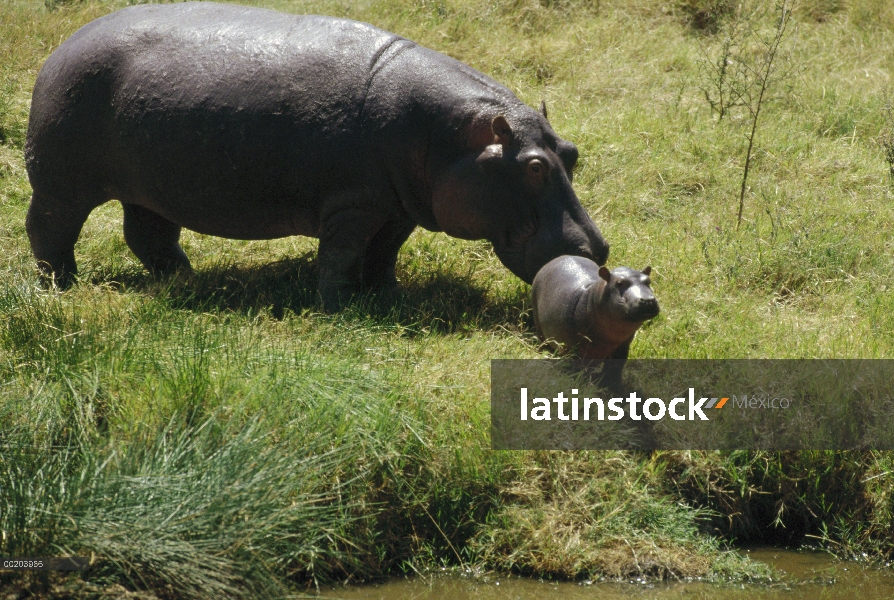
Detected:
left=3, top=0, right=894, bottom=597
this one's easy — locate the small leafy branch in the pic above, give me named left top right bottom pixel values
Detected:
left=697, top=10, right=748, bottom=120
left=879, top=88, right=894, bottom=181
left=697, top=1, right=798, bottom=229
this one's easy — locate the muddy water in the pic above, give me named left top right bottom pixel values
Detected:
left=321, top=549, right=894, bottom=600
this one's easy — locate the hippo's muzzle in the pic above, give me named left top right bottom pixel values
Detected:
left=627, top=296, right=660, bottom=321
left=521, top=227, right=609, bottom=284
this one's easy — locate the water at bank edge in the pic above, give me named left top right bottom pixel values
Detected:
left=320, top=548, right=894, bottom=600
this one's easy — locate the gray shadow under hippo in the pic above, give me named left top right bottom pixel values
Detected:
left=24, top=2, right=608, bottom=310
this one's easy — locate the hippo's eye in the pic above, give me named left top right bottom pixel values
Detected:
left=525, top=158, right=549, bottom=186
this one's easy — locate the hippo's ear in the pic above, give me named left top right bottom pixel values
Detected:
left=642, top=266, right=652, bottom=276
left=598, top=266, right=611, bottom=282
left=539, top=100, right=549, bottom=121
left=492, top=115, right=514, bottom=147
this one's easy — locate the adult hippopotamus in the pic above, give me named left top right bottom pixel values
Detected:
left=24, top=2, right=608, bottom=308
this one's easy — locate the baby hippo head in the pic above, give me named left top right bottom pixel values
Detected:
left=597, top=266, right=660, bottom=323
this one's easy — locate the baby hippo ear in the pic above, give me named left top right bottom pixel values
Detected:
left=598, top=266, right=611, bottom=282
left=642, top=266, right=652, bottom=276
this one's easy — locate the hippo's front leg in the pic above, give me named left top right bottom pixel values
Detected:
left=601, top=339, right=632, bottom=393
left=317, top=204, right=388, bottom=311
left=122, top=203, right=192, bottom=277
left=362, top=214, right=416, bottom=290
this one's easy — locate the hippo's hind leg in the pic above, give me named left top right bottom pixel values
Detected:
left=122, top=203, right=192, bottom=276
left=26, top=191, right=95, bottom=288
left=362, top=215, right=416, bottom=290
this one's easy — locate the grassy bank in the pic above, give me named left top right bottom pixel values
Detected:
left=2, top=0, right=894, bottom=597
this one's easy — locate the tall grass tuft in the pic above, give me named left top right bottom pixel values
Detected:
left=0, top=404, right=364, bottom=598
left=471, top=451, right=773, bottom=580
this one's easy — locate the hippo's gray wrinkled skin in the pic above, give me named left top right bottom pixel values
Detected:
left=532, top=257, right=659, bottom=388
left=25, top=3, right=608, bottom=309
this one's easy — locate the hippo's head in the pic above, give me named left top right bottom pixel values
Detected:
left=430, top=105, right=609, bottom=283
left=597, top=266, right=660, bottom=323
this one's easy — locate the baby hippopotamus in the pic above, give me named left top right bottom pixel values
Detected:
left=532, top=257, right=659, bottom=385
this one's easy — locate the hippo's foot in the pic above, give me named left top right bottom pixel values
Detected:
left=122, top=203, right=193, bottom=278
left=317, top=278, right=360, bottom=312
left=26, top=191, right=94, bottom=290
left=364, top=269, right=399, bottom=291
left=37, top=268, right=78, bottom=291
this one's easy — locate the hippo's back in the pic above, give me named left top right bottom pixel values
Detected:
left=25, top=3, right=405, bottom=236
left=532, top=255, right=600, bottom=344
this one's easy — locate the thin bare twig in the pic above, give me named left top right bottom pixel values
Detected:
left=737, top=0, right=794, bottom=230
